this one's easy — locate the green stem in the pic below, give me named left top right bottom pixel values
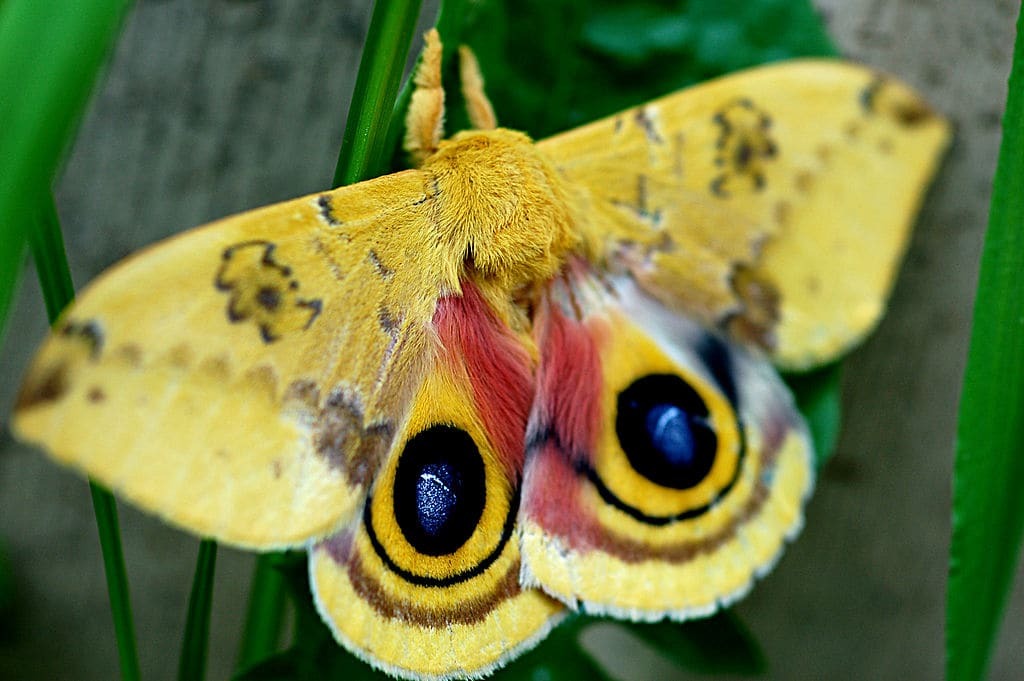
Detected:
left=332, top=0, right=424, bottom=186
left=90, top=483, right=142, bottom=681
left=28, top=196, right=142, bottom=681
left=236, top=554, right=287, bottom=670
left=178, top=540, right=218, bottom=681
left=27, top=197, right=75, bottom=319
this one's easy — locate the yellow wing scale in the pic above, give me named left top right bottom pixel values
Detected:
left=539, top=60, right=950, bottom=368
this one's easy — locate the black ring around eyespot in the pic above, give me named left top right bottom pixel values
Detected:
left=363, top=479, right=520, bottom=588
left=578, top=421, right=747, bottom=526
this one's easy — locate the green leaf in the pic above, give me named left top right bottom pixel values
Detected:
left=947, top=4, right=1024, bottom=681
left=0, top=538, right=15, bottom=642
left=622, top=611, right=766, bottom=676
left=581, top=6, right=695, bottom=65
left=496, top=618, right=614, bottom=681
left=785, top=364, right=843, bottom=469
left=234, top=551, right=396, bottom=681
left=461, top=0, right=835, bottom=139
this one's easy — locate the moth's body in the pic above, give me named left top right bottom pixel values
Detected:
left=13, top=30, right=949, bottom=681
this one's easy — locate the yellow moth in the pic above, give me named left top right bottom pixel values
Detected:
left=13, top=29, right=948, bottom=680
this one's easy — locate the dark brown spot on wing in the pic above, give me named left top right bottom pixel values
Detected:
left=610, top=174, right=663, bottom=227
left=257, top=286, right=281, bottom=311
left=710, top=99, right=777, bottom=197
left=634, top=107, right=664, bottom=144
left=774, top=200, right=792, bottom=226
left=317, top=194, right=341, bottom=226
left=367, top=250, right=394, bottom=280
left=166, top=344, right=193, bottom=369
left=284, top=378, right=320, bottom=409
left=794, top=170, right=814, bottom=193
left=114, top=344, right=143, bottom=367
left=244, top=364, right=279, bottom=398
left=216, top=240, right=322, bottom=344
left=60, top=319, right=104, bottom=359
left=672, top=132, right=685, bottom=178
left=726, top=266, right=781, bottom=350
left=314, top=387, right=394, bottom=487
left=199, top=354, right=231, bottom=381
left=15, top=363, right=70, bottom=410
left=87, top=386, right=106, bottom=403
left=860, top=75, right=935, bottom=127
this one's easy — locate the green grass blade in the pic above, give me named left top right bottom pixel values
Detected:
left=947, top=4, right=1024, bottom=680
left=332, top=0, right=423, bottom=187
left=237, top=554, right=288, bottom=670
left=89, top=483, right=142, bottom=681
left=179, top=540, right=218, bottom=681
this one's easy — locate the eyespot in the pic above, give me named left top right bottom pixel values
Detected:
left=616, top=374, right=717, bottom=490
left=392, top=425, right=486, bottom=556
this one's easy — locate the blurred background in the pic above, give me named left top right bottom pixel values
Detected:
left=1, top=0, right=1021, bottom=679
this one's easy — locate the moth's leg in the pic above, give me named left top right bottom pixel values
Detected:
left=404, top=28, right=445, bottom=167
left=458, top=45, right=497, bottom=130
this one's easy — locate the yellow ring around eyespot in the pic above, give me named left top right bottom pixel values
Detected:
left=587, top=434, right=759, bottom=548
left=352, top=517, right=526, bottom=604
left=593, top=318, right=742, bottom=518
left=364, top=365, right=518, bottom=582
left=311, top=542, right=565, bottom=680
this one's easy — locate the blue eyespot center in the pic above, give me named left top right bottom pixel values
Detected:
left=393, top=425, right=486, bottom=556
left=616, top=374, right=719, bottom=489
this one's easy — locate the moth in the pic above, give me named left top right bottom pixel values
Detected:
left=13, top=29, right=948, bottom=680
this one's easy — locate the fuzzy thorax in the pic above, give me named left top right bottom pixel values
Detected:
left=422, top=129, right=581, bottom=291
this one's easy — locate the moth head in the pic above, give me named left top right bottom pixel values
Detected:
left=423, top=129, right=581, bottom=290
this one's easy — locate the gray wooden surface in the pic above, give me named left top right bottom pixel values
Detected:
left=0, top=1, right=1021, bottom=679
